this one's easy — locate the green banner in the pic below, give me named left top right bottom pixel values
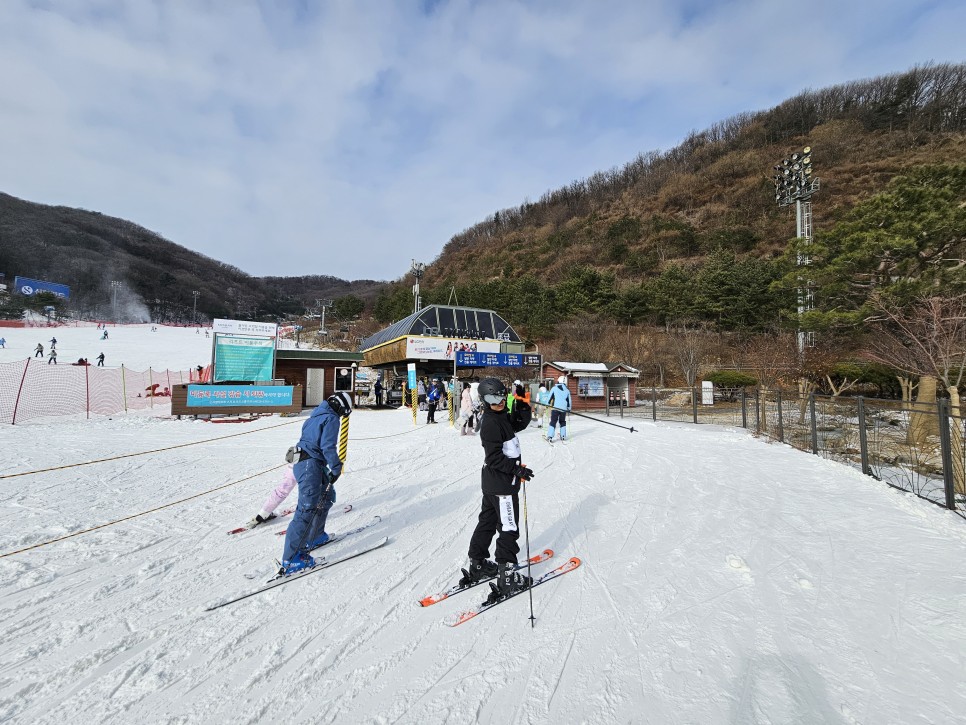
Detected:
left=213, top=335, right=275, bottom=382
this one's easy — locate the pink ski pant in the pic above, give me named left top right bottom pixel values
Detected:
left=260, top=464, right=297, bottom=514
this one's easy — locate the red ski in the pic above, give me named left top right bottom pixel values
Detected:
left=446, top=557, right=582, bottom=627
left=229, top=504, right=351, bottom=535
left=418, top=549, right=554, bottom=607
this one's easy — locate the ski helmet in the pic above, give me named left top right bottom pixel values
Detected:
left=477, top=377, right=508, bottom=406
left=557, top=375, right=566, bottom=384
left=326, top=391, right=353, bottom=417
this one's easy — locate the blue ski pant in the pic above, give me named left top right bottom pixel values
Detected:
left=282, top=457, right=335, bottom=561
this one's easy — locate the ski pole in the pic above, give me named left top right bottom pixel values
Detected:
left=546, top=404, right=637, bottom=432
left=521, top=476, right=536, bottom=628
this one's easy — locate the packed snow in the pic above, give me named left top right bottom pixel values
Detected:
left=1, top=326, right=965, bottom=724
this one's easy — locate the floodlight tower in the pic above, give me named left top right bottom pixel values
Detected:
left=316, top=299, right=333, bottom=337
left=192, top=290, right=200, bottom=323
left=411, top=260, right=426, bottom=314
left=773, top=147, right=820, bottom=355
left=110, top=280, right=122, bottom=321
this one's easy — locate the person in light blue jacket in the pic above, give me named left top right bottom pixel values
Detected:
left=546, top=376, right=572, bottom=442
left=279, top=391, right=352, bottom=575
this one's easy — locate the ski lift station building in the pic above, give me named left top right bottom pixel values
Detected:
left=359, top=305, right=531, bottom=396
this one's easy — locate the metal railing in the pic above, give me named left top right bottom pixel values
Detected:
left=591, top=388, right=966, bottom=520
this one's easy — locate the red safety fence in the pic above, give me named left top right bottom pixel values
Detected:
left=0, top=359, right=208, bottom=424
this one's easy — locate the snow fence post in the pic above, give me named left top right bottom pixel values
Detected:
left=809, top=393, right=818, bottom=454
left=121, top=365, right=128, bottom=412
left=85, top=364, right=90, bottom=419
left=776, top=390, right=784, bottom=442
left=651, top=387, right=657, bottom=422
left=10, top=358, right=31, bottom=425
left=754, top=389, right=761, bottom=434
left=741, top=389, right=747, bottom=428
left=691, top=386, right=698, bottom=424
left=149, top=368, right=154, bottom=408
left=857, top=396, right=870, bottom=475
left=937, top=398, right=957, bottom=510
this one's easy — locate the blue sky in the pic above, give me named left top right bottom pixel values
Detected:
left=1, top=0, right=963, bottom=282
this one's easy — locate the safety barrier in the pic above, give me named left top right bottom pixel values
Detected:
left=0, top=358, right=204, bottom=424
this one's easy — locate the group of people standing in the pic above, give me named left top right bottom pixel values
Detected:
left=32, top=336, right=105, bottom=366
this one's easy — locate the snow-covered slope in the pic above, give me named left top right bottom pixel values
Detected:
left=2, top=398, right=966, bottom=723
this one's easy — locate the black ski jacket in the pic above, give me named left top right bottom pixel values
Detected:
left=479, top=401, right=532, bottom=495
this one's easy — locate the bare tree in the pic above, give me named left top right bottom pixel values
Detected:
left=864, top=293, right=966, bottom=494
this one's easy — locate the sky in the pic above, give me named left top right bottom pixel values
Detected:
left=1, top=1, right=964, bottom=283
left=1, top=325, right=965, bottom=721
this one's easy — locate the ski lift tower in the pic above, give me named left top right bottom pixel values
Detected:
left=411, top=260, right=425, bottom=314
left=773, top=146, right=820, bottom=356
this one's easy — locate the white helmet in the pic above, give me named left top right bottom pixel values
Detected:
left=513, top=380, right=521, bottom=386
left=557, top=375, right=566, bottom=384
left=538, top=386, right=546, bottom=393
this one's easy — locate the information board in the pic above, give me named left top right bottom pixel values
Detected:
left=213, top=335, right=275, bottom=382
left=14, top=276, right=70, bottom=299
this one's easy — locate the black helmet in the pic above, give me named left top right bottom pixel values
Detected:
left=326, top=391, right=352, bottom=417
left=477, top=377, right=507, bottom=406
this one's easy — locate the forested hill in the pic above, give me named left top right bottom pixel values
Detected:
left=0, top=193, right=386, bottom=322
left=373, top=63, right=966, bottom=336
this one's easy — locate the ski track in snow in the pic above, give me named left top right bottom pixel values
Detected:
left=1, top=346, right=966, bottom=722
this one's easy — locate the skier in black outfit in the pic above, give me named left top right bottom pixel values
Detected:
left=464, top=377, right=535, bottom=598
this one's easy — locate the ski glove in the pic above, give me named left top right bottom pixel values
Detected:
left=513, top=464, right=535, bottom=481
left=326, top=467, right=341, bottom=485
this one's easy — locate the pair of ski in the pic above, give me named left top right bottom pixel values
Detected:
left=206, top=516, right=386, bottom=611
left=226, top=504, right=353, bottom=535
left=419, top=548, right=582, bottom=626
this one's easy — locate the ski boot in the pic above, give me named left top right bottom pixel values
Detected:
left=486, top=561, right=532, bottom=603
left=458, top=558, right=499, bottom=587
left=278, top=552, right=315, bottom=577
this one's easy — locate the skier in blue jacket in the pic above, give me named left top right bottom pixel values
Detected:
left=279, top=391, right=352, bottom=575
left=546, top=376, right=572, bottom=442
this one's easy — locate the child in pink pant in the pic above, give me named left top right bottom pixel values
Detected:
left=252, top=464, right=298, bottom=523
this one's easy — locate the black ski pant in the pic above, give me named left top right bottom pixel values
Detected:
left=427, top=401, right=437, bottom=422
left=468, top=492, right=520, bottom=565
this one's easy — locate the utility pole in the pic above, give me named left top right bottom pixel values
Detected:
left=192, top=290, right=200, bottom=323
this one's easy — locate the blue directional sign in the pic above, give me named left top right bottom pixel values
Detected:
left=456, top=351, right=541, bottom=368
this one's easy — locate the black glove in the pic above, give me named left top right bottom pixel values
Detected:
left=513, top=464, right=535, bottom=481
left=326, top=467, right=341, bottom=485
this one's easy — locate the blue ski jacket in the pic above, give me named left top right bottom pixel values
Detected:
left=547, top=382, right=572, bottom=411
left=296, top=400, right=343, bottom=477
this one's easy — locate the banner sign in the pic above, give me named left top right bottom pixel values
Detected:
left=185, top=385, right=294, bottom=407
left=212, top=318, right=278, bottom=337
left=407, top=362, right=417, bottom=390
left=456, top=351, right=541, bottom=368
left=14, top=276, right=70, bottom=299
left=213, top=335, right=275, bottom=382
left=407, top=337, right=501, bottom=360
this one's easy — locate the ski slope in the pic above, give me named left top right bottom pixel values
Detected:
left=1, top=330, right=966, bottom=723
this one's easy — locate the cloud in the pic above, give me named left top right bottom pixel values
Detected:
left=0, top=0, right=963, bottom=282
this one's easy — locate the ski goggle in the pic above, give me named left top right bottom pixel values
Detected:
left=482, top=393, right=506, bottom=405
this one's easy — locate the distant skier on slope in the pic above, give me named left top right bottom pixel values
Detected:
left=278, top=391, right=352, bottom=575
left=463, top=377, right=534, bottom=599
